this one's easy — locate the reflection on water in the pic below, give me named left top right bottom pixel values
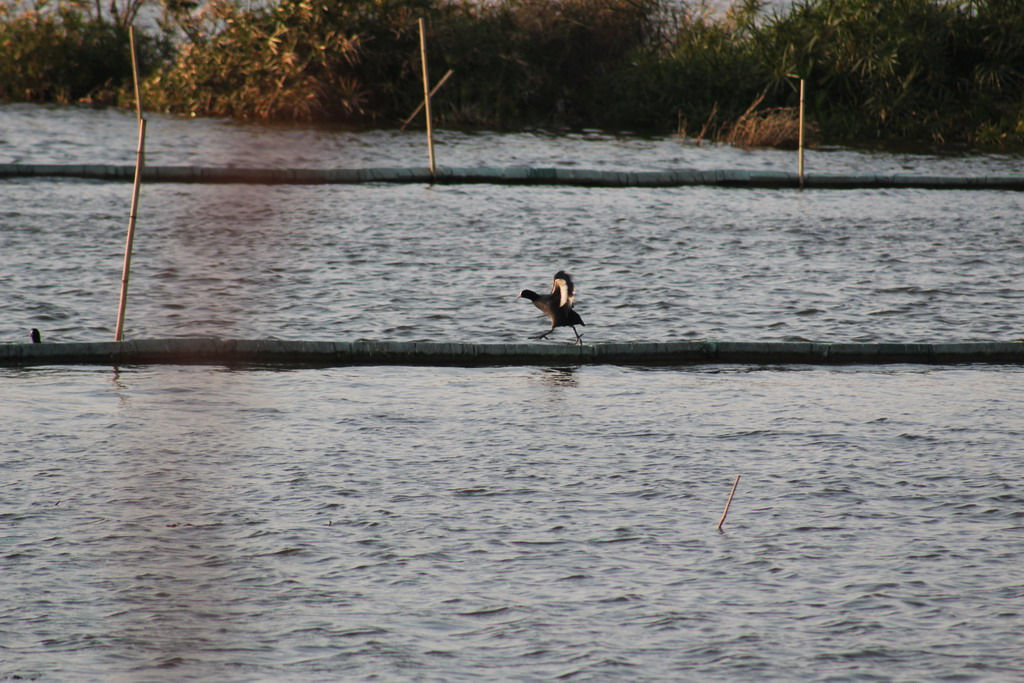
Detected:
left=533, top=366, right=581, bottom=390
left=142, top=185, right=298, bottom=338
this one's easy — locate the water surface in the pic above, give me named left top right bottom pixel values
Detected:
left=4, top=363, right=1024, bottom=681
left=2, top=104, right=1024, bottom=681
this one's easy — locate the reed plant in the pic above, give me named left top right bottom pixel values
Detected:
left=754, top=0, right=1024, bottom=144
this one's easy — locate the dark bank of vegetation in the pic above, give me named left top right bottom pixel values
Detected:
left=0, top=0, right=172, bottom=105
left=2, top=0, right=1023, bottom=147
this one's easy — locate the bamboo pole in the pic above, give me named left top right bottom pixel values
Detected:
left=797, top=78, right=806, bottom=189
left=401, top=69, right=454, bottom=131
left=418, top=18, right=436, bottom=176
left=115, top=26, right=145, bottom=342
left=716, top=474, right=740, bottom=531
left=130, top=25, right=143, bottom=120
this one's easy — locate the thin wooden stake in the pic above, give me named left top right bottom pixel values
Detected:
left=129, top=25, right=143, bottom=120
left=418, top=18, right=436, bottom=176
left=401, top=69, right=454, bottom=130
left=716, top=474, right=741, bottom=531
left=116, top=117, right=145, bottom=342
left=797, top=78, right=805, bottom=189
left=115, top=26, right=145, bottom=342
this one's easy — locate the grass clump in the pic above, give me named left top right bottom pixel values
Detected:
left=717, top=94, right=813, bottom=148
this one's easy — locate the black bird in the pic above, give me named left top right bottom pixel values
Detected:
left=517, top=270, right=585, bottom=345
left=30, top=328, right=41, bottom=344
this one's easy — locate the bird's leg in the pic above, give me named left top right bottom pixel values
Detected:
left=571, top=326, right=583, bottom=345
left=530, top=330, right=551, bottom=340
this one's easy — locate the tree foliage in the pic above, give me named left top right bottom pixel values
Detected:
left=2, top=0, right=1023, bottom=145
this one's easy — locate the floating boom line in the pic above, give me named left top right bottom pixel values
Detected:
left=2, top=339, right=1023, bottom=367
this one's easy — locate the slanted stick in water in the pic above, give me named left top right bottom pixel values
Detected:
left=401, top=69, right=454, bottom=131
left=115, top=26, right=145, bottom=342
left=418, top=18, right=436, bottom=176
left=717, top=475, right=741, bottom=531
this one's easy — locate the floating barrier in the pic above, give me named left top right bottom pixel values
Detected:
left=2, top=164, right=1024, bottom=190
left=2, top=339, right=1022, bottom=367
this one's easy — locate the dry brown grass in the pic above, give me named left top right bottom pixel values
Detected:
left=677, top=94, right=816, bottom=150
left=718, top=93, right=816, bottom=149
left=722, top=105, right=804, bottom=148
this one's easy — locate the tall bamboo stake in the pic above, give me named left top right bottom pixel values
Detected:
left=418, top=18, right=436, bottom=176
left=115, top=26, right=145, bottom=342
left=130, top=25, right=142, bottom=120
left=797, top=78, right=806, bottom=189
left=716, top=474, right=741, bottom=531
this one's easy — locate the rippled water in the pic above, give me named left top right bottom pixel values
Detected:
left=3, top=104, right=1024, bottom=346
left=3, top=102, right=1024, bottom=174
left=4, top=364, right=1024, bottom=681
left=2, top=104, right=1024, bottom=681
